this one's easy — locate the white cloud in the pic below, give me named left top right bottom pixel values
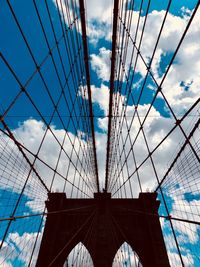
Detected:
left=0, top=240, right=15, bottom=267
left=89, top=8, right=200, bottom=114
left=131, top=9, right=200, bottom=114
left=0, top=119, right=95, bottom=202
left=88, top=5, right=200, bottom=203
left=91, top=47, right=111, bottom=81
left=53, top=0, right=113, bottom=44
left=1, top=3, right=200, bottom=265
left=95, top=131, right=107, bottom=188
left=163, top=233, right=196, bottom=267
left=168, top=250, right=194, bottom=267
left=85, top=0, right=113, bottom=22
left=53, top=0, right=200, bottom=116
left=92, top=91, right=194, bottom=196
left=91, top=83, right=109, bottom=113
left=86, top=0, right=113, bottom=44
left=168, top=194, right=200, bottom=244
left=6, top=231, right=42, bottom=266
left=1, top=105, right=181, bottom=201
left=0, top=260, right=12, bottom=267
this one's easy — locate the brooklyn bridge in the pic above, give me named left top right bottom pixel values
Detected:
left=0, top=0, right=199, bottom=266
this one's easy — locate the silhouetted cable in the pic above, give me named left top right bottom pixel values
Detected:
left=0, top=205, right=95, bottom=222
left=48, top=209, right=97, bottom=266
left=105, top=0, right=119, bottom=191
left=156, top=117, right=200, bottom=191
left=79, top=0, right=100, bottom=192
left=110, top=1, right=200, bottom=195
left=112, top=97, right=200, bottom=194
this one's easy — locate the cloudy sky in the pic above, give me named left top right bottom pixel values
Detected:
left=0, top=0, right=200, bottom=266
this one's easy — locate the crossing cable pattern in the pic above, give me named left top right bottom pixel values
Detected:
left=105, top=0, right=200, bottom=266
left=0, top=0, right=99, bottom=265
left=0, top=0, right=200, bottom=266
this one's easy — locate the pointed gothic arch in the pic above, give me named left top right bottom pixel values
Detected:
left=112, top=242, right=143, bottom=267
left=64, top=242, right=94, bottom=267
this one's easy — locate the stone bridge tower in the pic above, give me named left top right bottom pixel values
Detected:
left=36, top=192, right=170, bottom=267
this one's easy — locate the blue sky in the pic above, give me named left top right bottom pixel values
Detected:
left=0, top=0, right=200, bottom=266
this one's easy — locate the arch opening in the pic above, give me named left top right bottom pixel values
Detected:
left=63, top=242, right=94, bottom=267
left=112, top=242, right=143, bottom=267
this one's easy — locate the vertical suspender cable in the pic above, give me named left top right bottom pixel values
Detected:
left=105, top=0, right=119, bottom=191
left=79, top=0, right=100, bottom=192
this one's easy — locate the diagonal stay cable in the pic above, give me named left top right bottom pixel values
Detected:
left=35, top=0, right=97, bottom=192
left=0, top=205, right=95, bottom=222
left=0, top=127, right=91, bottom=198
left=4, top=0, right=96, bottom=193
left=0, top=118, right=49, bottom=192
left=126, top=27, right=200, bottom=164
left=112, top=96, right=200, bottom=195
left=0, top=52, right=95, bottom=194
left=108, top=0, right=151, bottom=191
left=155, top=116, right=200, bottom=191
left=115, top=206, right=200, bottom=226
left=110, top=0, right=172, bottom=184
left=110, top=2, right=200, bottom=192
left=109, top=0, right=169, bottom=190
left=48, top=208, right=97, bottom=266
left=118, top=1, right=200, bottom=163
left=108, top=45, right=186, bottom=265
left=107, top=0, right=137, bottom=190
